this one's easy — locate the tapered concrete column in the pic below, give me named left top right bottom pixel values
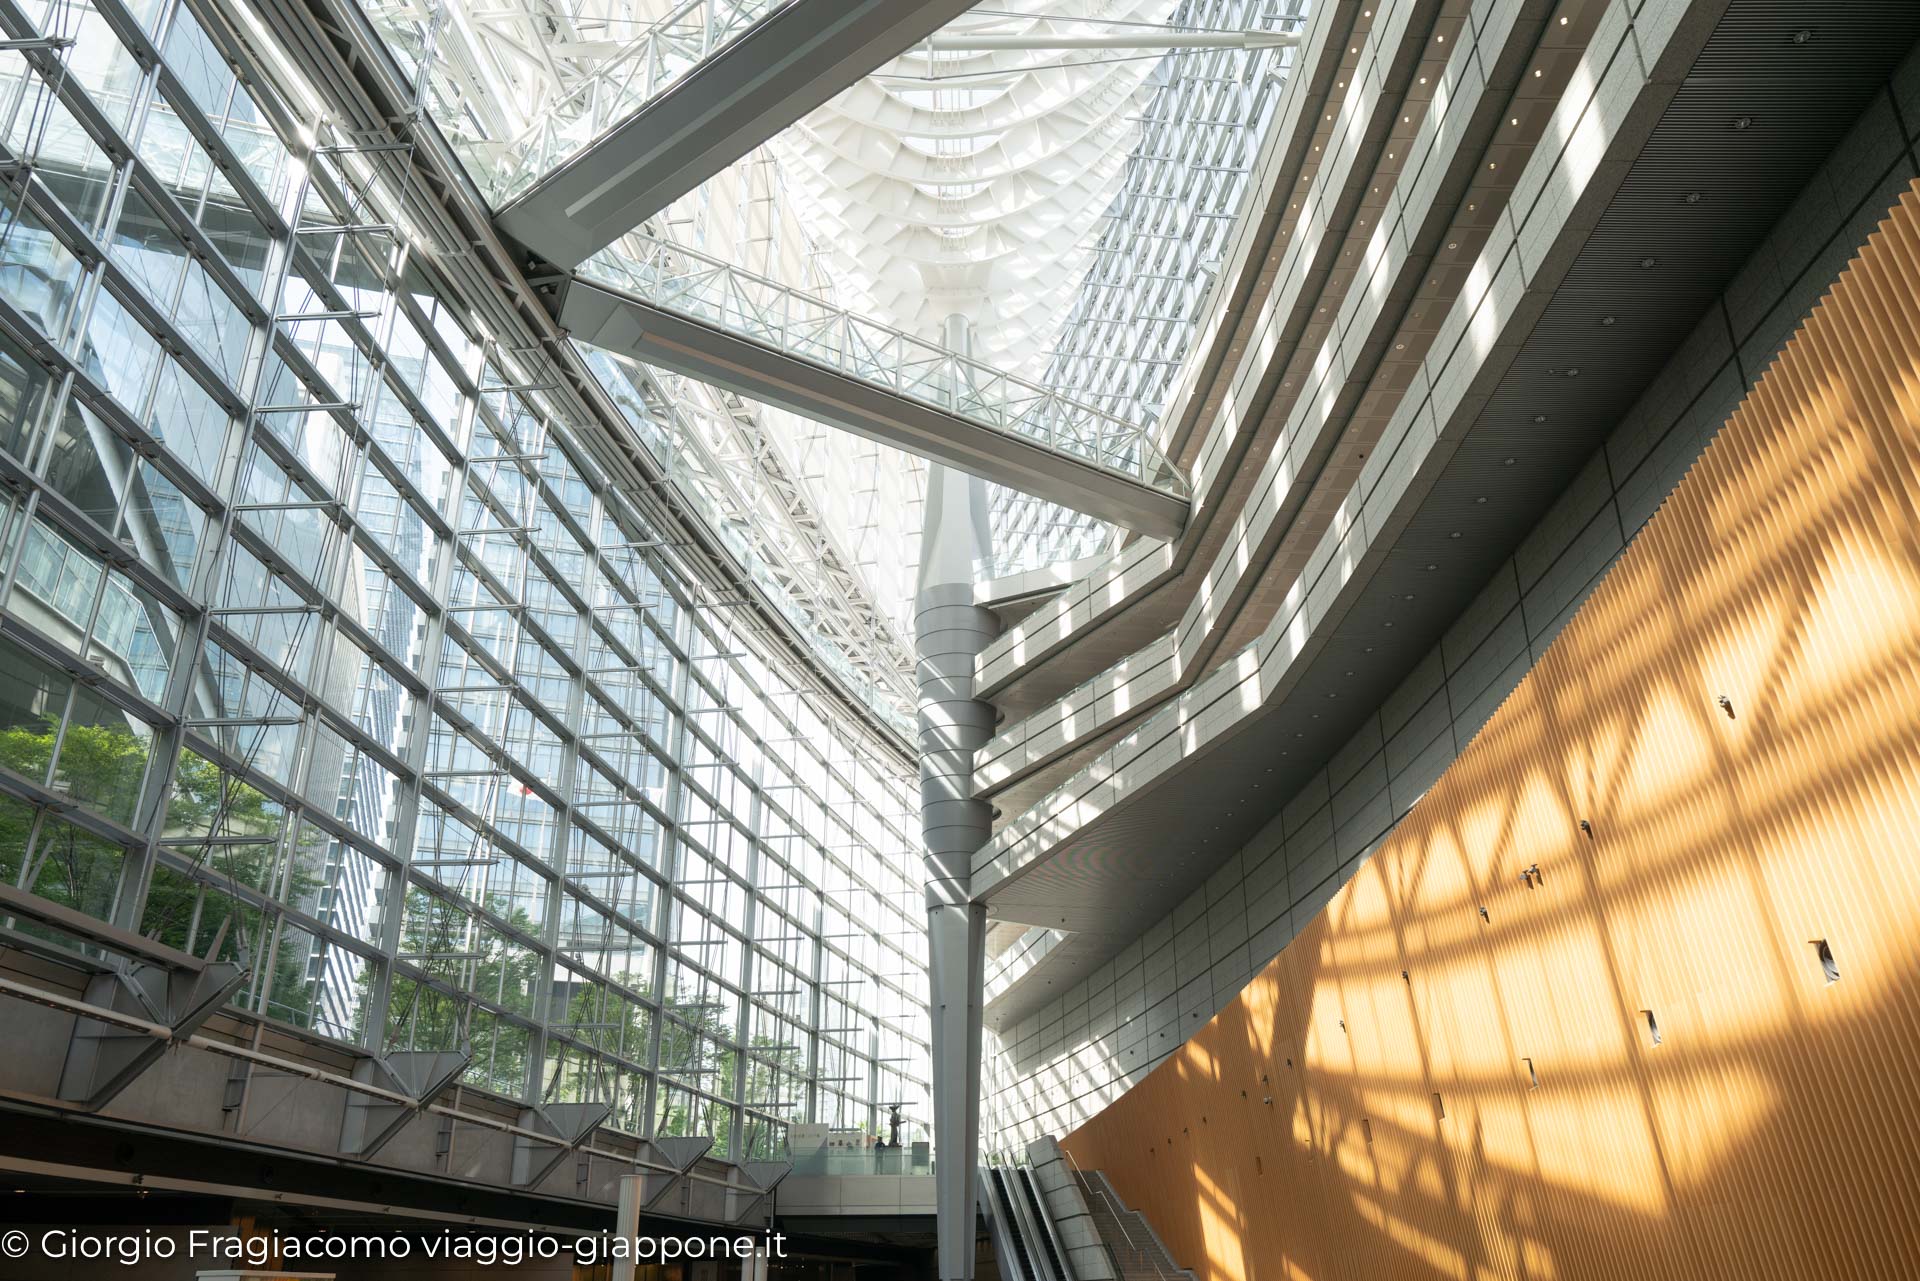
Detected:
left=918, top=461, right=995, bottom=1280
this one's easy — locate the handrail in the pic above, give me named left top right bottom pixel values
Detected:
left=580, top=235, right=1189, bottom=496
left=981, top=1165, right=1038, bottom=1281
left=1022, top=1158, right=1083, bottom=1281
left=1062, top=1149, right=1176, bottom=1281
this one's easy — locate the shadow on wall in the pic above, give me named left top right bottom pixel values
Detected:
left=1059, top=182, right=1920, bottom=1281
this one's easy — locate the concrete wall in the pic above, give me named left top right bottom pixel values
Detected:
left=986, top=39, right=1920, bottom=1149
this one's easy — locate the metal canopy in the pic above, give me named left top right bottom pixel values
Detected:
left=493, top=0, right=979, bottom=270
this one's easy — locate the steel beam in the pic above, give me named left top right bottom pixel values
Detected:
left=56, top=959, right=248, bottom=1111
left=558, top=279, right=1190, bottom=539
left=494, top=0, right=979, bottom=270
left=511, top=1101, right=613, bottom=1188
left=339, top=1048, right=472, bottom=1159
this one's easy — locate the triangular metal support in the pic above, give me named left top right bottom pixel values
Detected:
left=56, top=948, right=246, bottom=1112
left=637, top=1134, right=714, bottom=1210
left=727, top=1160, right=792, bottom=1224
left=512, top=1101, right=611, bottom=1188
left=339, top=1046, right=470, bottom=1158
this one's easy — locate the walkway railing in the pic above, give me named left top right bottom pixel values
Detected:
left=786, top=1145, right=933, bottom=1177
left=482, top=0, right=785, bottom=203
left=1066, top=1150, right=1182, bottom=1281
left=580, top=235, right=1190, bottom=498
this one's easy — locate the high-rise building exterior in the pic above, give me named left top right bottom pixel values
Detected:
left=0, top=1, right=1918, bottom=1279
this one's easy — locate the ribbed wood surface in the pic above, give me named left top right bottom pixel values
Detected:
left=1061, top=180, right=1920, bottom=1281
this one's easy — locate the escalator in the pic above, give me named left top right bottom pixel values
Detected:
left=981, top=1166, right=1040, bottom=1281
left=980, top=1161, right=1074, bottom=1281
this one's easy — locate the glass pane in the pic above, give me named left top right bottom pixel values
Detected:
left=0, top=197, right=83, bottom=338
left=43, top=398, right=132, bottom=530
left=50, top=681, right=152, bottom=826
left=0, top=791, right=37, bottom=882
left=162, top=749, right=286, bottom=892
left=110, top=187, right=189, bottom=306
left=24, top=813, right=123, bottom=918
left=78, top=289, right=163, bottom=412
left=148, top=358, right=231, bottom=491
left=122, top=460, right=207, bottom=590
left=0, top=637, right=69, bottom=786
left=0, top=328, right=55, bottom=468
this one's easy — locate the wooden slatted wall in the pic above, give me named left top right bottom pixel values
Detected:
left=1060, top=180, right=1920, bottom=1281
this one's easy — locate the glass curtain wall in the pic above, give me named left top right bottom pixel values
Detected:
left=0, top=0, right=928, bottom=1160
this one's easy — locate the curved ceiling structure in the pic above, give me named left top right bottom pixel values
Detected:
left=359, top=0, right=1301, bottom=704
left=772, top=2, right=1178, bottom=376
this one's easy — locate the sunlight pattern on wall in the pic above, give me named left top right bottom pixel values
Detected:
left=1062, top=179, right=1920, bottom=1281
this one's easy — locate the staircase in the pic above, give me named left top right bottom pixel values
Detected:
left=1074, top=1169, right=1196, bottom=1281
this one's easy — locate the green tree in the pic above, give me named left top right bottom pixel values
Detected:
left=142, top=752, right=327, bottom=1031
left=0, top=716, right=138, bottom=918
left=0, top=727, right=320, bottom=1026
left=363, top=890, right=548, bottom=1096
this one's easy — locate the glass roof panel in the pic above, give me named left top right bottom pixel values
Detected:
left=357, top=0, right=786, bottom=204
left=356, top=0, right=1306, bottom=696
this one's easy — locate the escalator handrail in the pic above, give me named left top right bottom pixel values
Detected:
left=981, top=1164, right=1039, bottom=1281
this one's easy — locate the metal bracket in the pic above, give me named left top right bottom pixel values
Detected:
left=727, top=1160, right=792, bottom=1224
left=636, top=1134, right=714, bottom=1211
left=339, top=1046, right=470, bottom=1159
left=511, top=1101, right=611, bottom=1188
left=55, top=956, right=246, bottom=1111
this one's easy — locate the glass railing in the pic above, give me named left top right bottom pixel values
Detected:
left=581, top=235, right=1190, bottom=498
left=480, top=0, right=787, bottom=205
left=787, top=1145, right=934, bottom=1177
